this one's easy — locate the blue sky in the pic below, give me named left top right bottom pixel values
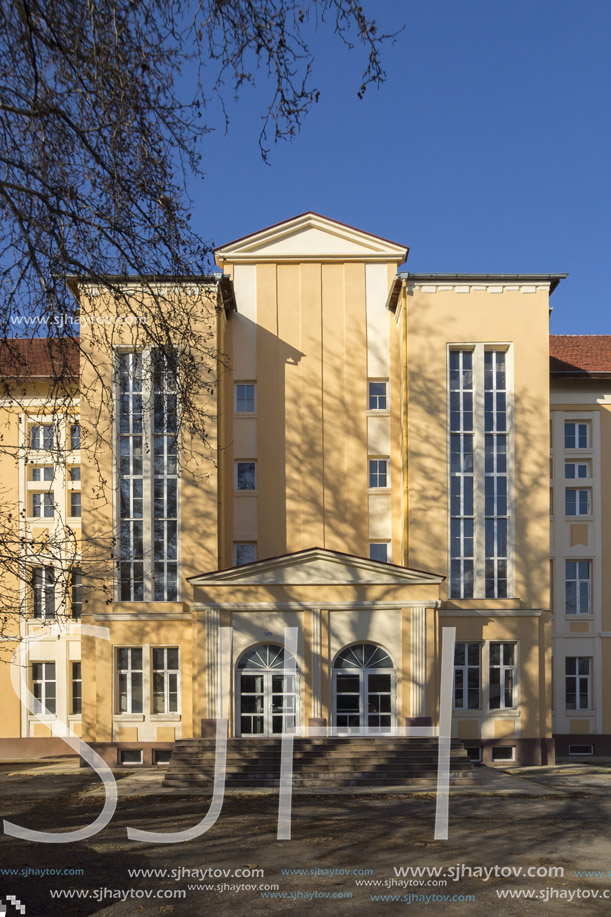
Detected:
left=191, top=0, right=611, bottom=334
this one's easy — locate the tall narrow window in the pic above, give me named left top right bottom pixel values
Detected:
left=565, top=657, right=591, bottom=711
left=70, top=492, right=81, bottom=517
left=32, top=662, right=56, bottom=714
left=116, top=647, right=143, bottom=714
left=152, top=647, right=179, bottom=714
left=368, top=458, right=389, bottom=488
left=32, top=566, right=55, bottom=618
left=152, top=353, right=178, bottom=601
left=484, top=351, right=508, bottom=598
left=489, top=642, right=516, bottom=709
left=118, top=352, right=144, bottom=601
left=71, top=568, right=82, bottom=619
left=565, top=560, right=591, bottom=614
left=70, top=424, right=81, bottom=450
left=234, top=383, right=256, bottom=413
left=72, top=662, right=82, bottom=715
left=454, top=643, right=480, bottom=709
left=449, top=350, right=474, bottom=598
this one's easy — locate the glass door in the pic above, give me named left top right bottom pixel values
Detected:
left=333, top=644, right=395, bottom=734
left=236, top=644, right=299, bottom=736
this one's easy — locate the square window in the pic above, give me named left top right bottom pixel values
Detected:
left=69, top=467, right=81, bottom=482
left=565, top=488, right=590, bottom=516
left=31, top=466, right=54, bottom=482
left=368, top=458, right=389, bottom=489
left=564, top=421, right=590, bottom=450
left=368, top=381, right=388, bottom=411
left=30, top=424, right=54, bottom=450
left=32, top=492, right=54, bottom=518
left=234, top=543, right=256, bottom=566
left=565, top=462, right=589, bottom=479
left=235, top=461, right=256, bottom=491
left=369, top=543, right=388, bottom=563
left=234, top=383, right=256, bottom=413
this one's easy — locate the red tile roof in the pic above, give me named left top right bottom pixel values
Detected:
left=550, top=335, right=611, bottom=376
left=0, top=338, right=79, bottom=378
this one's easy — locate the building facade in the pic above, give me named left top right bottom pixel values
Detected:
left=0, top=212, right=587, bottom=767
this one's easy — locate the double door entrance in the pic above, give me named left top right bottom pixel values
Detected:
left=237, top=644, right=298, bottom=736
left=333, top=643, right=395, bottom=733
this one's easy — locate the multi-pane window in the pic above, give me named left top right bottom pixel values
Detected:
left=234, top=543, right=256, bottom=566
left=152, top=647, right=179, bottom=714
left=368, top=381, right=388, bottom=411
left=72, top=662, right=82, bottom=715
left=32, top=493, right=54, bottom=518
left=71, top=568, right=82, bottom=619
left=565, top=657, right=591, bottom=711
left=118, top=352, right=144, bottom=601
left=32, top=566, right=55, bottom=618
left=234, top=383, right=256, bottom=413
left=70, top=492, right=81, bottom=517
left=564, top=421, right=590, bottom=449
left=31, top=466, right=54, bottom=482
left=116, top=647, right=143, bottom=714
left=369, top=543, right=388, bottom=563
left=565, top=489, right=590, bottom=516
left=489, top=643, right=516, bottom=709
left=70, top=424, right=81, bottom=449
left=69, top=466, right=81, bottom=482
left=565, top=560, right=591, bottom=614
left=449, top=350, right=474, bottom=598
left=484, top=351, right=508, bottom=598
left=454, top=643, right=480, bottom=710
left=235, top=461, right=256, bottom=491
left=32, top=662, right=56, bottom=714
left=152, top=353, right=178, bottom=601
left=368, top=458, right=389, bottom=488
left=30, top=424, right=54, bottom=450
left=565, top=462, right=589, bottom=479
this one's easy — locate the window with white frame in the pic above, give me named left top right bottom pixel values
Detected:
left=368, top=380, right=388, bottom=411
left=32, top=662, right=56, bottom=714
left=368, top=458, right=389, bottom=488
left=489, top=642, right=516, bottom=710
left=152, top=647, right=179, bottom=714
left=116, top=647, right=143, bottom=714
left=565, top=657, right=591, bottom=711
left=565, top=461, right=590, bottom=479
left=369, top=543, right=388, bottom=563
left=31, top=466, right=54, bottom=482
left=72, top=662, right=82, bottom=715
left=117, top=351, right=179, bottom=602
left=70, top=424, right=81, bottom=450
left=32, top=492, right=54, bottom=518
left=235, top=461, right=256, bottom=491
left=233, top=543, right=256, bottom=566
left=565, top=560, right=591, bottom=614
left=71, top=568, right=82, bottom=619
left=449, top=347, right=511, bottom=599
left=234, top=383, right=256, bottom=413
left=565, top=488, right=590, bottom=516
left=564, top=421, right=590, bottom=450
left=70, top=492, right=81, bottom=517
left=454, top=643, right=481, bottom=710
left=30, top=424, right=54, bottom=450
left=32, top=566, right=55, bottom=618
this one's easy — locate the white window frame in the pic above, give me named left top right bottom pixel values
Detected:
left=489, top=642, right=517, bottom=710
left=565, top=488, right=591, bottom=517
left=565, top=461, right=590, bottom=480
left=71, top=662, right=82, bottom=715
left=367, top=380, right=389, bottom=412
left=565, top=656, right=591, bottom=711
left=30, top=423, right=55, bottom=451
left=32, top=492, right=54, bottom=518
left=116, top=646, right=144, bottom=714
left=453, top=642, right=481, bottom=710
left=564, top=421, right=590, bottom=450
left=235, top=460, right=257, bottom=492
left=70, top=423, right=81, bottom=450
left=233, top=542, right=257, bottom=566
left=32, top=662, right=56, bottom=715
left=234, top=382, right=256, bottom=414
left=31, top=466, right=54, bottom=482
left=565, top=560, right=591, bottom=615
left=368, top=458, right=389, bottom=489
left=70, top=491, right=81, bottom=518
left=152, top=646, right=180, bottom=715
left=32, top=566, right=55, bottom=619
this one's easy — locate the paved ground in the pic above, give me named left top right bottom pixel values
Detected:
left=2, top=760, right=611, bottom=914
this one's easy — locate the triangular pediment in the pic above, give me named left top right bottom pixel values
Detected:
left=188, top=548, right=443, bottom=587
left=214, top=213, right=408, bottom=265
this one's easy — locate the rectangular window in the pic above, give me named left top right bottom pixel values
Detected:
left=369, top=543, right=388, bottom=563
left=235, top=461, right=256, bottom=491
left=484, top=351, right=508, bottom=599
left=454, top=643, right=481, bottom=709
left=116, top=647, right=143, bottom=714
left=449, top=350, right=474, bottom=598
left=489, top=642, right=516, bottom=710
left=32, top=662, right=56, bottom=714
left=70, top=492, right=81, bottom=517
left=565, top=488, right=590, bottom=516
left=564, top=421, right=590, bottom=449
left=152, top=647, right=180, bottom=714
left=32, top=566, right=55, bottom=618
left=152, top=353, right=179, bottom=602
left=234, top=383, right=256, bottom=413
left=70, top=424, right=81, bottom=450
left=118, top=352, right=144, bottom=602
left=69, top=466, right=81, bottom=482
left=368, top=458, right=389, bottom=488
left=233, top=543, right=256, bottom=566
left=71, top=568, right=82, bottom=619
left=565, top=462, right=590, bottom=479
left=566, top=657, right=591, bottom=710
left=30, top=424, right=54, bottom=450
left=31, top=466, right=54, bottom=482
left=368, top=381, right=388, bottom=411
left=71, top=662, right=82, bottom=715
left=32, top=492, right=54, bottom=518
left=565, top=560, right=591, bottom=614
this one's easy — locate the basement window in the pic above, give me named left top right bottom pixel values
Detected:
left=119, top=749, right=143, bottom=766
left=153, top=749, right=172, bottom=765
left=491, top=746, right=515, bottom=762
left=568, top=744, right=594, bottom=756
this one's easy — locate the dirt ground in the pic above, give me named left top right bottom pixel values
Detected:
left=2, top=767, right=611, bottom=915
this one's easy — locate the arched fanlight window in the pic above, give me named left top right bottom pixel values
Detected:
left=334, top=644, right=393, bottom=669
left=237, top=644, right=296, bottom=670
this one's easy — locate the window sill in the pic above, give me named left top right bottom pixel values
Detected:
left=565, top=614, right=593, bottom=620
left=28, top=714, right=56, bottom=722
left=113, top=714, right=145, bottom=722
left=150, top=714, right=181, bottom=722
left=366, top=410, right=390, bottom=417
left=368, top=488, right=391, bottom=494
left=234, top=490, right=257, bottom=496
left=234, top=412, right=257, bottom=419
left=488, top=709, right=520, bottom=717
left=564, top=516, right=593, bottom=522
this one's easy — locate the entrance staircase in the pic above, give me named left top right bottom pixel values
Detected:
left=162, top=736, right=478, bottom=790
